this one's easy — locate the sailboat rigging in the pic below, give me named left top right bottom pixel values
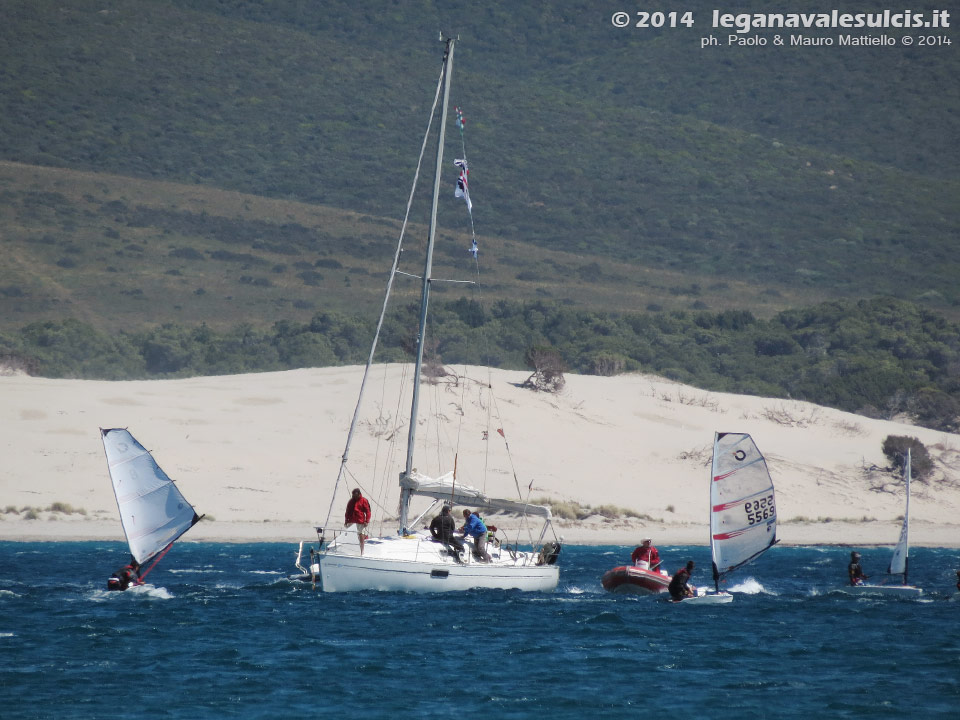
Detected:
left=680, top=432, right=778, bottom=604
left=101, top=428, right=202, bottom=590
left=297, top=38, right=561, bottom=592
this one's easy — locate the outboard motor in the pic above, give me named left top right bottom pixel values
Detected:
left=537, top=541, right=561, bottom=566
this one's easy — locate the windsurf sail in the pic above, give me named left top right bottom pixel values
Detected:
left=710, top=432, right=778, bottom=589
left=101, top=428, right=202, bottom=566
left=887, top=448, right=911, bottom=580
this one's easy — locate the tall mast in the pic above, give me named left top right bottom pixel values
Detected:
left=398, top=37, right=455, bottom=532
left=710, top=432, right=720, bottom=593
left=903, top=448, right=911, bottom=585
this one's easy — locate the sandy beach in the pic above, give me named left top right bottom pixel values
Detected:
left=2, top=365, right=958, bottom=549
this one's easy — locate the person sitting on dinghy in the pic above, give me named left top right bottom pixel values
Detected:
left=956, top=570, right=960, bottom=592
left=461, top=509, right=492, bottom=562
left=430, top=505, right=465, bottom=561
left=631, top=538, right=661, bottom=570
left=345, top=488, right=372, bottom=555
left=848, top=551, right=868, bottom=586
left=107, top=558, right=140, bottom=591
left=668, top=561, right=695, bottom=601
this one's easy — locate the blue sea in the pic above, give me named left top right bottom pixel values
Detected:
left=1, top=542, right=958, bottom=719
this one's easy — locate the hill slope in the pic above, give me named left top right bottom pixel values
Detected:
left=1, top=0, right=958, bottom=322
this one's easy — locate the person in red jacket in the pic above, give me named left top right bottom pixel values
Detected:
left=630, top=538, right=661, bottom=570
left=345, top=488, right=372, bottom=554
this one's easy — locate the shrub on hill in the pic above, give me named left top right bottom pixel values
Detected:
left=881, top=436, right=933, bottom=479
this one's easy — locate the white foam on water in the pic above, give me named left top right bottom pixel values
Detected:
left=726, top=576, right=771, bottom=595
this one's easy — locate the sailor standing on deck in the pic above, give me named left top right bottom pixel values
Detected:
left=461, top=509, right=492, bottom=562
left=345, top=488, right=372, bottom=555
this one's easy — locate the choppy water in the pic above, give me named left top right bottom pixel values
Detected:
left=1, top=542, right=958, bottom=719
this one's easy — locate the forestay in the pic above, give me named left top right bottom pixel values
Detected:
left=710, top=432, right=777, bottom=580
left=101, top=428, right=201, bottom=565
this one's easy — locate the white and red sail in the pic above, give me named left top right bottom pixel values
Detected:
left=710, top=432, right=778, bottom=586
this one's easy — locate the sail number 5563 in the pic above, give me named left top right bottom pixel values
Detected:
left=744, top=495, right=775, bottom=525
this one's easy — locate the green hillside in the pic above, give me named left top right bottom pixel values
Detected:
left=0, top=161, right=831, bottom=333
left=1, top=0, right=958, bottom=318
left=1, top=1, right=958, bottom=430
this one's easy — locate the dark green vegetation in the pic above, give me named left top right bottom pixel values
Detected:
left=3, top=297, right=958, bottom=432
left=1, top=1, right=958, bottom=432
left=2, top=0, right=958, bottom=316
left=2, top=161, right=797, bottom=331
left=881, top=435, right=934, bottom=479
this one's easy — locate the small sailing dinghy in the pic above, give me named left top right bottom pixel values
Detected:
left=101, top=428, right=202, bottom=590
left=836, top=448, right=922, bottom=597
left=680, top=432, right=778, bottom=604
left=299, top=38, right=561, bottom=593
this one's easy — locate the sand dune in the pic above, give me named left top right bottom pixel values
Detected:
left=2, top=366, right=958, bottom=549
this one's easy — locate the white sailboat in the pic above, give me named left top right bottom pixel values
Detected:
left=681, top=432, right=778, bottom=604
left=300, top=38, right=561, bottom=593
left=101, top=428, right=203, bottom=589
left=837, top=448, right=923, bottom=597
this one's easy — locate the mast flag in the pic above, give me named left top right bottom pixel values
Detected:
left=454, top=158, right=472, bottom=212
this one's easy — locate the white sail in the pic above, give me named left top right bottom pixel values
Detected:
left=710, top=432, right=777, bottom=581
left=835, top=447, right=922, bottom=596
left=101, top=428, right=201, bottom=565
left=888, top=448, right=911, bottom=577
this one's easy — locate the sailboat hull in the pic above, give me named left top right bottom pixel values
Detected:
left=677, top=588, right=733, bottom=604
left=834, top=584, right=923, bottom=597
left=317, top=532, right=558, bottom=593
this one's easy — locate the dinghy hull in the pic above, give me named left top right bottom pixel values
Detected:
left=601, top=565, right=671, bottom=595
left=835, top=584, right=923, bottom=597
left=678, top=589, right=733, bottom=604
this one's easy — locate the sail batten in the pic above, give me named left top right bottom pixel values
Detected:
left=101, top=428, right=201, bottom=565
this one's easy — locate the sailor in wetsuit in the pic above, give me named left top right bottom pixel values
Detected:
left=429, top=505, right=465, bottom=561
left=107, top=558, right=141, bottom=591
left=669, top=560, right=696, bottom=601
left=848, top=551, right=867, bottom=586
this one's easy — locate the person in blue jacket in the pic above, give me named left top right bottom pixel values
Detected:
left=460, top=509, right=492, bottom=562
